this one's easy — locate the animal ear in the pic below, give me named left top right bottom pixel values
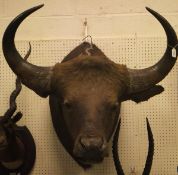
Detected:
left=123, top=85, right=164, bottom=103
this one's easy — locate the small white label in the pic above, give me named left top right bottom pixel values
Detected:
left=172, top=48, right=177, bottom=58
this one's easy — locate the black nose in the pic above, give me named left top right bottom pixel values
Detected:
left=80, top=136, right=104, bottom=150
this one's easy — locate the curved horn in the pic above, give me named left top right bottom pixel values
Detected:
left=112, top=118, right=154, bottom=175
left=127, top=7, right=177, bottom=94
left=142, top=118, right=154, bottom=175
left=2, top=4, right=53, bottom=97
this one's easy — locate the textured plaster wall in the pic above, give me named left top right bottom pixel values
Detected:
left=0, top=0, right=178, bottom=40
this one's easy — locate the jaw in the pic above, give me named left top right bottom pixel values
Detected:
left=74, top=150, right=107, bottom=167
left=77, top=156, right=104, bottom=165
left=73, top=142, right=109, bottom=166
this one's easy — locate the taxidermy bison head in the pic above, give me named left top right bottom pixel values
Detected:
left=2, top=4, right=178, bottom=168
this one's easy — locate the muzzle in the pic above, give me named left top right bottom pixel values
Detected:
left=73, top=135, right=108, bottom=164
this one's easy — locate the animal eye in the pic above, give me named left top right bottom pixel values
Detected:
left=110, top=102, right=119, bottom=111
left=63, top=100, right=72, bottom=110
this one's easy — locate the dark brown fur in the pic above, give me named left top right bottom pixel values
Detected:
left=52, top=56, right=129, bottom=98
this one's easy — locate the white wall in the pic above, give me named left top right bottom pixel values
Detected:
left=0, top=0, right=178, bottom=40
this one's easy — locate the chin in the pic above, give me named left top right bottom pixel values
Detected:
left=77, top=156, right=104, bottom=165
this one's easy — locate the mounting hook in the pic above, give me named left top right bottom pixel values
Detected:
left=83, top=18, right=88, bottom=40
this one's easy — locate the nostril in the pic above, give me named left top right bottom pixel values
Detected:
left=94, top=137, right=104, bottom=148
left=80, top=137, right=90, bottom=149
left=80, top=136, right=104, bottom=150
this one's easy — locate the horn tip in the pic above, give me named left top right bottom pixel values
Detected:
left=146, top=117, right=151, bottom=129
left=30, top=4, right=44, bottom=12
left=145, top=7, right=159, bottom=17
left=145, top=7, right=153, bottom=13
left=37, top=4, right=44, bottom=9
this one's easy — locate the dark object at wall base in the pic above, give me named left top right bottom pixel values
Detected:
left=0, top=126, right=36, bottom=175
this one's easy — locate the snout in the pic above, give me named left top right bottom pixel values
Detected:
left=73, top=136, right=108, bottom=164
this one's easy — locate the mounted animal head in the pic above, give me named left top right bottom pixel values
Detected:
left=2, top=4, right=177, bottom=168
